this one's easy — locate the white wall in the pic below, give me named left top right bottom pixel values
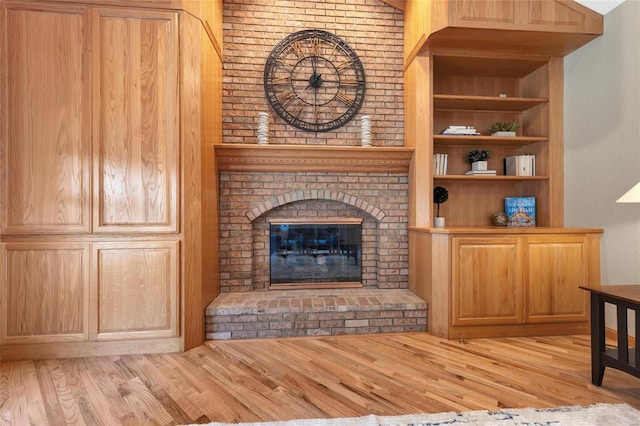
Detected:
left=564, top=0, right=640, bottom=332
left=576, top=0, right=624, bottom=15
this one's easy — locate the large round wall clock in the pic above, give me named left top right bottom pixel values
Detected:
left=263, top=29, right=366, bottom=132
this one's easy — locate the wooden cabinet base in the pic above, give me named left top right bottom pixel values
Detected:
left=0, top=337, right=181, bottom=361
left=409, top=227, right=602, bottom=340
left=448, top=322, right=590, bottom=341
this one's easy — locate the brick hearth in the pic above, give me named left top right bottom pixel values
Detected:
left=205, top=289, right=427, bottom=340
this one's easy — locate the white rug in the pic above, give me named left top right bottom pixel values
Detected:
left=195, top=403, right=640, bottom=425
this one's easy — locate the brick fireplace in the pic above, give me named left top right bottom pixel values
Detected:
left=218, top=170, right=409, bottom=292
left=205, top=151, right=427, bottom=339
left=204, top=1, right=426, bottom=340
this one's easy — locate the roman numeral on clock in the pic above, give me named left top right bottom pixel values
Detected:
left=335, top=91, right=354, bottom=106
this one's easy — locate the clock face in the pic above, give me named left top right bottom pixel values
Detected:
left=263, top=29, right=366, bottom=132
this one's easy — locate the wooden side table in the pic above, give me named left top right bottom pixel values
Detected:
left=580, top=285, right=640, bottom=386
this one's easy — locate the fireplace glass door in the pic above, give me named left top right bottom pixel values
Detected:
left=269, top=219, right=362, bottom=288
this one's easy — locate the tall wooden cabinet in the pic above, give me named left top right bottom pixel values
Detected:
left=404, top=0, right=605, bottom=339
left=0, top=0, right=221, bottom=360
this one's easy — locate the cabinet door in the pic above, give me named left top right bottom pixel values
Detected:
left=1, top=242, right=90, bottom=344
left=0, top=2, right=90, bottom=234
left=452, top=0, right=516, bottom=28
left=93, top=8, right=179, bottom=233
left=451, top=0, right=600, bottom=33
left=525, top=235, right=589, bottom=323
left=452, top=237, right=523, bottom=326
left=93, top=241, right=178, bottom=340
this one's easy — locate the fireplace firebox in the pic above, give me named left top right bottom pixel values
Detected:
left=269, top=218, right=362, bottom=288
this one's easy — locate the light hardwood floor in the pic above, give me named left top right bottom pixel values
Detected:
left=1, top=333, right=639, bottom=425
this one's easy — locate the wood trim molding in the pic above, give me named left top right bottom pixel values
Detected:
left=269, top=218, right=363, bottom=225
left=214, top=144, right=414, bottom=173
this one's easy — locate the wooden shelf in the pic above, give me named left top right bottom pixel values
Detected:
left=433, top=94, right=547, bottom=112
left=409, top=226, right=604, bottom=235
left=433, top=135, right=548, bottom=147
left=433, top=56, right=548, bottom=78
left=434, top=175, right=548, bottom=182
left=424, top=27, right=601, bottom=58
left=214, top=144, right=414, bottom=173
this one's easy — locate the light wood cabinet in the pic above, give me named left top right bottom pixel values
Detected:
left=411, top=229, right=601, bottom=340
left=94, top=242, right=178, bottom=340
left=404, top=0, right=603, bottom=64
left=0, top=242, right=90, bottom=344
left=452, top=237, right=523, bottom=326
left=525, top=235, right=591, bottom=323
left=404, top=0, right=602, bottom=228
left=405, top=0, right=604, bottom=339
left=92, top=7, right=179, bottom=233
left=0, top=2, right=90, bottom=234
left=0, top=0, right=221, bottom=360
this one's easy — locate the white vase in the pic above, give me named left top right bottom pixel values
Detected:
left=257, top=112, right=269, bottom=145
left=361, top=115, right=372, bottom=147
left=472, top=161, right=488, bottom=171
left=434, top=217, right=445, bottom=228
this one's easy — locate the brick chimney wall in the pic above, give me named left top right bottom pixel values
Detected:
left=219, top=1, right=407, bottom=293
left=223, top=0, right=404, bottom=146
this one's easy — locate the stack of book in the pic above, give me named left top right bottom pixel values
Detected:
left=440, top=125, right=480, bottom=136
left=464, top=169, right=497, bottom=176
left=434, top=153, right=448, bottom=175
left=505, top=155, right=536, bottom=176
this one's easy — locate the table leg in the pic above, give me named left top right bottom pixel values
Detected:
left=590, top=293, right=606, bottom=386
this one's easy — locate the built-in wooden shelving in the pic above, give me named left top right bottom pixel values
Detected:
left=433, top=175, right=548, bottom=182
left=433, top=135, right=548, bottom=147
left=433, top=95, right=547, bottom=112
left=214, top=144, right=414, bottom=173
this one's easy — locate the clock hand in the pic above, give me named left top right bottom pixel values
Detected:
left=300, top=82, right=313, bottom=95
left=308, top=73, right=323, bottom=88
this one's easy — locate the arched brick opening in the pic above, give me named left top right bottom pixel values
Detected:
left=245, top=190, right=387, bottom=222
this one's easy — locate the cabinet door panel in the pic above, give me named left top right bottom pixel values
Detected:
left=526, top=235, right=588, bottom=322
left=1, top=243, right=90, bottom=344
left=453, top=0, right=516, bottom=26
left=94, top=8, right=178, bottom=233
left=452, top=237, right=523, bottom=325
left=1, top=3, right=90, bottom=233
left=94, top=241, right=178, bottom=340
left=526, top=0, right=590, bottom=30
left=451, top=0, right=596, bottom=33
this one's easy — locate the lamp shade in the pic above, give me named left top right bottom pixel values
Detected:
left=616, top=181, right=640, bottom=203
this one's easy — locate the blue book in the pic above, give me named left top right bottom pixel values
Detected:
left=505, top=197, right=536, bottom=227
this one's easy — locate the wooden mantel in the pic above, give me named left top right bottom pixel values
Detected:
left=214, top=144, right=414, bottom=173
